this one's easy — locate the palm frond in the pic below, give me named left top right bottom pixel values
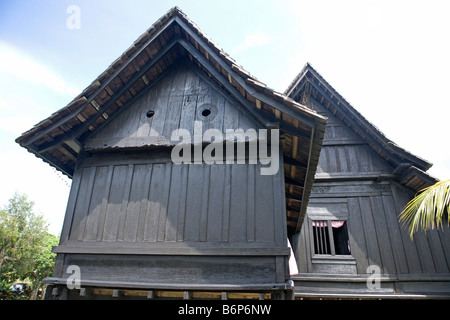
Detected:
left=399, top=179, right=450, bottom=239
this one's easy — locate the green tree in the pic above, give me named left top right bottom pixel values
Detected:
left=399, top=179, right=450, bottom=239
left=0, top=193, right=58, bottom=299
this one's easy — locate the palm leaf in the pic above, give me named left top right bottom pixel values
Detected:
left=399, top=179, right=450, bottom=239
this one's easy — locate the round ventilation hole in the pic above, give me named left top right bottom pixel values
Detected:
left=146, top=110, right=155, bottom=118
left=201, top=109, right=211, bottom=117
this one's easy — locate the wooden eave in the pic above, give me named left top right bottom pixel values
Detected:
left=16, top=7, right=326, bottom=234
left=285, top=63, right=437, bottom=192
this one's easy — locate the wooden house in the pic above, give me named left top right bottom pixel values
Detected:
left=285, top=63, right=450, bottom=299
left=16, top=7, right=327, bottom=300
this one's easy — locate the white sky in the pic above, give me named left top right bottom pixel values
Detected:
left=0, top=0, right=449, bottom=235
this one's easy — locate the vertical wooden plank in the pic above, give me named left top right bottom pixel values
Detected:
left=165, top=164, right=183, bottom=242
left=147, top=68, right=175, bottom=138
left=272, top=154, right=286, bottom=246
left=221, top=164, right=231, bottom=242
left=381, top=194, right=410, bottom=274
left=136, top=88, right=157, bottom=137
left=176, top=164, right=189, bottom=242
left=223, top=98, right=241, bottom=131
left=246, top=164, right=255, bottom=242
left=136, top=164, right=153, bottom=242
left=206, top=88, right=225, bottom=133
left=207, top=164, right=225, bottom=242
left=199, top=164, right=210, bottom=242
left=237, top=100, right=259, bottom=132
left=369, top=149, right=382, bottom=172
left=84, top=166, right=110, bottom=241
left=255, top=166, right=275, bottom=243
left=229, top=164, right=247, bottom=242
left=115, top=93, right=143, bottom=139
left=116, top=164, right=134, bottom=241
left=316, top=148, right=327, bottom=173
left=358, top=145, right=370, bottom=172
left=427, top=230, right=449, bottom=273
left=414, top=231, right=437, bottom=273
left=304, top=219, right=313, bottom=273
left=390, top=183, right=423, bottom=273
left=103, top=165, right=128, bottom=241
left=326, top=147, right=337, bottom=172
left=346, top=197, right=369, bottom=274
left=346, top=145, right=359, bottom=173
left=60, top=167, right=83, bottom=244
left=437, top=227, right=450, bottom=270
left=337, top=146, right=348, bottom=172
left=156, top=163, right=171, bottom=242
left=123, top=164, right=150, bottom=242
left=162, top=65, right=187, bottom=139
left=358, top=197, right=383, bottom=271
left=292, top=225, right=308, bottom=273
left=144, top=163, right=166, bottom=242
left=70, top=166, right=96, bottom=241
left=327, top=222, right=336, bottom=255
left=96, top=165, right=114, bottom=242
left=178, top=67, right=200, bottom=137
left=370, top=196, right=397, bottom=274
left=184, top=164, right=204, bottom=242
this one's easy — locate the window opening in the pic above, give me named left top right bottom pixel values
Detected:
left=312, top=220, right=351, bottom=255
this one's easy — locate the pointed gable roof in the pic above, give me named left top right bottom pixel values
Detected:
left=285, top=63, right=438, bottom=192
left=16, top=7, right=327, bottom=234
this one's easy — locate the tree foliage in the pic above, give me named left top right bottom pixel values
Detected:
left=399, top=179, right=450, bottom=239
left=0, top=193, right=58, bottom=299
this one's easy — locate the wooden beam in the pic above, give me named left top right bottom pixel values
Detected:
left=284, top=176, right=304, bottom=189
left=286, top=197, right=302, bottom=203
left=283, top=155, right=307, bottom=170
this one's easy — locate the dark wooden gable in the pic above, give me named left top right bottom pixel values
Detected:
left=16, top=7, right=327, bottom=235
left=84, top=62, right=260, bottom=151
left=285, top=63, right=437, bottom=192
left=308, top=98, right=394, bottom=178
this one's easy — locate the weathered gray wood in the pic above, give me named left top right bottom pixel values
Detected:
left=370, top=196, right=397, bottom=274
left=380, top=194, right=410, bottom=274
left=164, top=164, right=183, bottom=242
left=84, top=166, right=110, bottom=241
left=207, top=164, right=225, bottom=242
left=255, top=167, right=275, bottom=243
left=59, top=254, right=279, bottom=286
left=246, top=165, right=256, bottom=242
left=60, top=168, right=82, bottom=244
left=69, top=166, right=96, bottom=241
left=390, top=182, right=423, bottom=273
left=144, top=163, right=166, bottom=242
left=85, top=63, right=263, bottom=151
left=293, top=93, right=450, bottom=286
left=124, top=164, right=151, bottom=242
left=102, top=165, right=128, bottom=241
left=229, top=164, right=247, bottom=242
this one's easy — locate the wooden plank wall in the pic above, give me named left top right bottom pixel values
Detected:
left=61, top=157, right=286, bottom=247
left=292, top=98, right=450, bottom=278
left=84, top=62, right=259, bottom=151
